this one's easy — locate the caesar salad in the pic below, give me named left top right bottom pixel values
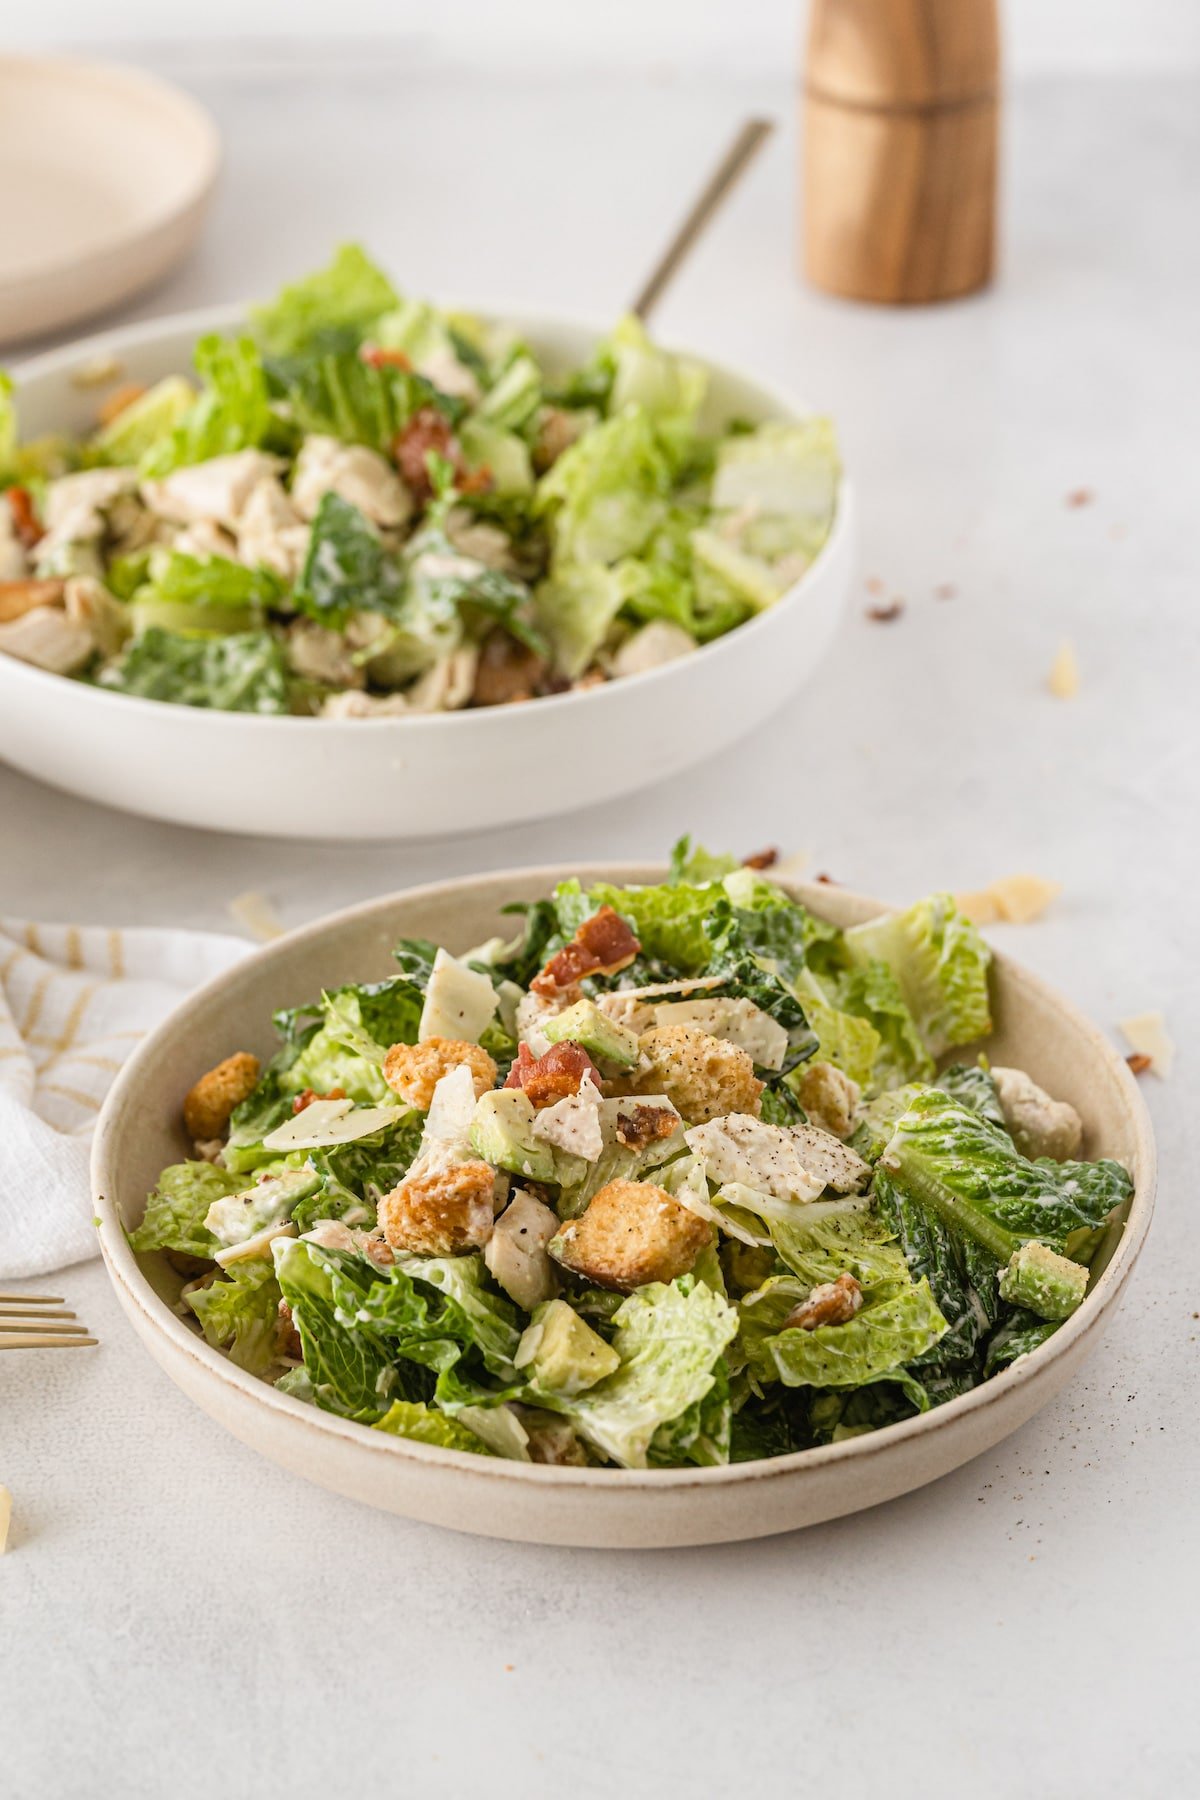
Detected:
left=0, top=246, right=839, bottom=717
left=129, top=843, right=1131, bottom=1470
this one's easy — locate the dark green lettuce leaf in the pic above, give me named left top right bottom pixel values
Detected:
left=97, top=627, right=290, bottom=714
left=293, top=492, right=404, bottom=627
left=186, top=1260, right=283, bottom=1375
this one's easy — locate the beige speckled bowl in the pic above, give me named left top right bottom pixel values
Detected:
left=92, top=868, right=1156, bottom=1548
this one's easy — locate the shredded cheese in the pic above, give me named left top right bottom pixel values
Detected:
left=70, top=354, right=124, bottom=389
left=1048, top=639, right=1080, bottom=698
left=1118, top=1011, right=1174, bottom=1079
left=0, top=1485, right=11, bottom=1554
left=955, top=875, right=1062, bottom=925
left=229, top=891, right=286, bottom=942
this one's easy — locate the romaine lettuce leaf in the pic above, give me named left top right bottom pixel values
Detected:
left=128, top=549, right=284, bottom=637
left=936, top=1061, right=1006, bottom=1129
left=881, top=1088, right=1132, bottom=1257
left=667, top=835, right=739, bottom=886
left=97, top=627, right=291, bottom=714
left=845, top=895, right=992, bottom=1059
left=373, top=1399, right=492, bottom=1453
left=293, top=492, right=403, bottom=628
left=186, top=1259, right=283, bottom=1376
left=738, top=1271, right=946, bottom=1390
left=711, top=418, right=839, bottom=539
left=605, top=315, right=707, bottom=469
left=139, top=335, right=272, bottom=477
left=547, top=1276, right=738, bottom=1470
left=278, top=350, right=451, bottom=453
left=253, top=244, right=398, bottom=356
left=536, top=405, right=670, bottom=567
left=127, top=1161, right=244, bottom=1257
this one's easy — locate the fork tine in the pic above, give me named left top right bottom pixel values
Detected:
left=0, top=1319, right=90, bottom=1335
left=0, top=1293, right=64, bottom=1305
left=0, top=1307, right=77, bottom=1321
left=0, top=1333, right=98, bottom=1349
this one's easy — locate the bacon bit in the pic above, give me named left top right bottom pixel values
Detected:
left=781, top=1272, right=863, bottom=1331
left=277, top=1299, right=302, bottom=1360
left=934, top=582, right=957, bottom=600
left=472, top=628, right=545, bottom=708
left=361, top=344, right=413, bottom=370
left=815, top=872, right=839, bottom=886
left=1066, top=487, right=1094, bottom=508
left=866, top=600, right=904, bottom=622
left=615, top=1105, right=679, bottom=1151
left=742, top=847, right=779, bottom=871
left=457, top=462, right=493, bottom=497
left=504, top=1040, right=600, bottom=1109
left=864, top=576, right=885, bottom=596
left=532, top=905, right=641, bottom=997
left=0, top=577, right=66, bottom=624
left=1126, top=1053, right=1153, bottom=1076
left=291, top=1086, right=346, bottom=1114
left=392, top=407, right=457, bottom=500
left=5, top=486, right=43, bottom=549
left=96, top=381, right=147, bottom=428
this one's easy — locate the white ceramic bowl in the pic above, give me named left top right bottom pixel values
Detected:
left=0, top=309, right=854, bottom=840
left=93, top=866, right=1156, bottom=1549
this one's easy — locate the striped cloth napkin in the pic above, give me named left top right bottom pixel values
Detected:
left=0, top=920, right=249, bottom=1278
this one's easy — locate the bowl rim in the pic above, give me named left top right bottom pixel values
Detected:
left=92, top=863, right=1158, bottom=1495
left=0, top=54, right=221, bottom=292
left=2, top=301, right=854, bottom=732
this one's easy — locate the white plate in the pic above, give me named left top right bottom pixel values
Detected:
left=93, top=866, right=1156, bottom=1549
left=0, top=308, right=855, bottom=840
left=0, top=56, right=219, bottom=344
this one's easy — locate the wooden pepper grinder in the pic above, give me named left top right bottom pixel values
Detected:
left=803, top=0, right=1000, bottom=304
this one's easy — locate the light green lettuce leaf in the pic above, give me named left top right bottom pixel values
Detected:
left=605, top=315, right=708, bottom=467
left=253, top=243, right=398, bottom=355
left=139, top=335, right=272, bottom=477
left=128, top=1161, right=244, bottom=1257
left=711, top=418, right=840, bottom=538
left=187, top=1259, right=283, bottom=1376
left=738, top=1271, right=947, bottom=1389
left=372, top=1399, right=492, bottom=1454
left=535, top=405, right=670, bottom=567
left=549, top=1277, right=738, bottom=1470
left=845, top=895, right=992, bottom=1060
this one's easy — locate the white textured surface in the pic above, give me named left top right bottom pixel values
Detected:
left=1, top=60, right=1196, bottom=1799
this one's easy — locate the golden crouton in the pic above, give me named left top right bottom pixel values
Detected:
left=616, top=1024, right=763, bottom=1124
left=550, top=1178, right=713, bottom=1292
left=377, top=1155, right=497, bottom=1256
left=795, top=1060, right=861, bottom=1140
left=383, top=1038, right=497, bottom=1111
left=182, top=1051, right=261, bottom=1142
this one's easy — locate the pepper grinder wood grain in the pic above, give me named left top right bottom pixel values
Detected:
left=803, top=0, right=999, bottom=304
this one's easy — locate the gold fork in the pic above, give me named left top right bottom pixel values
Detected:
left=0, top=1293, right=98, bottom=1350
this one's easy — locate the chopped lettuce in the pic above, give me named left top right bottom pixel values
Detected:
left=97, top=627, right=291, bottom=714
left=881, top=1088, right=1132, bottom=1259
left=253, top=243, right=398, bottom=356
left=186, top=1259, right=283, bottom=1376
left=738, top=1271, right=946, bottom=1390
left=127, top=1161, right=244, bottom=1257
left=605, top=315, right=707, bottom=468
left=710, top=418, right=839, bottom=539
left=293, top=493, right=403, bottom=628
left=845, top=896, right=992, bottom=1060
left=139, top=335, right=272, bottom=477
left=536, top=406, right=670, bottom=567
left=373, top=1399, right=493, bottom=1453
left=547, top=1277, right=738, bottom=1470
left=128, top=550, right=284, bottom=637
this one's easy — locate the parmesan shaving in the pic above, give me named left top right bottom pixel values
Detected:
left=1118, top=1011, right=1174, bottom=1079
left=230, top=891, right=286, bottom=942
left=955, top=875, right=1062, bottom=925
left=0, top=1485, right=10, bottom=1555
left=1048, top=639, right=1079, bottom=698
left=71, top=354, right=124, bottom=389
